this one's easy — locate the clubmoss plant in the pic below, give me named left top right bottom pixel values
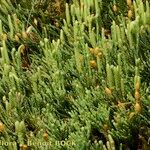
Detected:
left=0, top=0, right=149, bottom=150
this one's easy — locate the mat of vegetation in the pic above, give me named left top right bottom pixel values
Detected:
left=0, top=0, right=150, bottom=150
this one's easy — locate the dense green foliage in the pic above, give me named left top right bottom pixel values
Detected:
left=0, top=0, right=150, bottom=150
